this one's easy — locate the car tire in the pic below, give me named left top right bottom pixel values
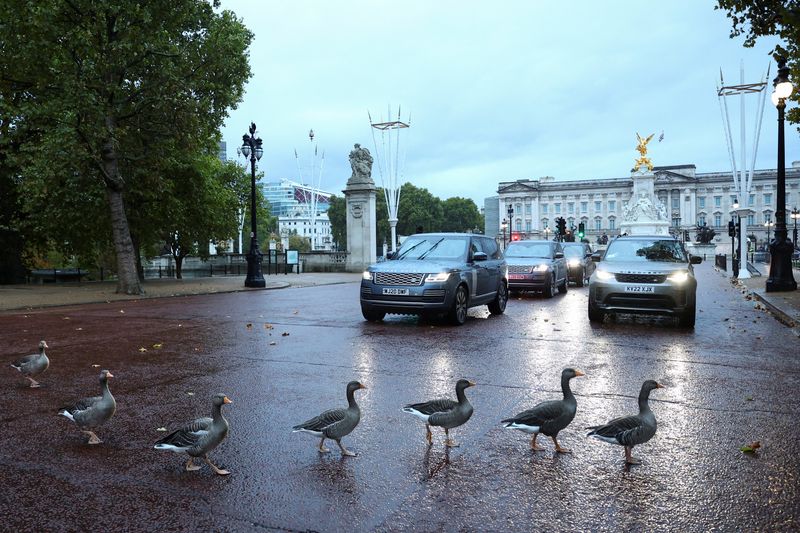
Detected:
left=558, top=275, right=568, bottom=294
left=588, top=299, right=604, bottom=323
left=543, top=274, right=555, bottom=298
left=361, top=307, right=385, bottom=322
left=575, top=268, right=585, bottom=288
left=677, top=304, right=696, bottom=328
left=449, top=284, right=469, bottom=325
left=488, top=281, right=508, bottom=315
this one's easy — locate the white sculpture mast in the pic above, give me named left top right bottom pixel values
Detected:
left=369, top=106, right=410, bottom=252
left=294, top=129, right=325, bottom=250
left=717, top=62, right=769, bottom=279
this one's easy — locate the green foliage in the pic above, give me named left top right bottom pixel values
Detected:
left=327, top=195, right=347, bottom=250
left=716, top=0, right=800, bottom=126
left=441, top=197, right=483, bottom=233
left=288, top=233, right=311, bottom=253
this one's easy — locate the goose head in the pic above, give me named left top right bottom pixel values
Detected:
left=562, top=368, right=585, bottom=380
left=212, top=393, right=233, bottom=407
left=456, top=379, right=476, bottom=392
left=39, top=340, right=49, bottom=351
left=347, top=381, right=367, bottom=394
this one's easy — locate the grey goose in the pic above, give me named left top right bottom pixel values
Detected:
left=59, top=370, right=116, bottom=445
left=293, top=381, right=366, bottom=456
left=403, top=379, right=475, bottom=447
left=10, top=340, right=50, bottom=388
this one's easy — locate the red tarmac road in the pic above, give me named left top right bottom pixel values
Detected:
left=1, top=264, right=798, bottom=532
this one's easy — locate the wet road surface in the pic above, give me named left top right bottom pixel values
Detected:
left=1, top=262, right=798, bottom=532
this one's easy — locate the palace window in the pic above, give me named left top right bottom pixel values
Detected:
left=714, top=214, right=721, bottom=227
left=714, top=196, right=721, bottom=208
left=764, top=193, right=772, bottom=206
left=699, top=197, right=706, bottom=209
left=568, top=202, right=574, bottom=214
left=541, top=203, right=548, bottom=214
left=581, top=201, right=588, bottom=214
left=608, top=200, right=616, bottom=212
left=595, top=218, right=602, bottom=231
left=748, top=194, right=755, bottom=207
left=747, top=214, right=754, bottom=225
left=698, top=215, right=706, bottom=226
left=609, top=218, right=616, bottom=230
left=594, top=201, right=601, bottom=212
left=555, top=203, right=561, bottom=214
left=525, top=220, right=531, bottom=232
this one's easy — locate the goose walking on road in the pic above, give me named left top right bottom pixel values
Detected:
left=293, top=381, right=366, bottom=457
left=501, top=368, right=585, bottom=453
left=154, top=393, right=233, bottom=475
left=403, top=379, right=475, bottom=447
left=59, top=370, right=116, bottom=445
left=587, top=380, right=664, bottom=464
left=10, top=340, right=50, bottom=388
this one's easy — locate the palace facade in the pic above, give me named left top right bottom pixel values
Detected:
left=487, top=163, right=800, bottom=246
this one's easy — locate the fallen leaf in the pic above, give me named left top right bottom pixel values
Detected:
left=269, top=341, right=277, bottom=346
left=723, top=317, right=730, bottom=321
left=293, top=310, right=299, bottom=315
left=264, top=323, right=274, bottom=330
left=75, top=327, right=83, bottom=331
left=63, top=317, right=70, bottom=320
left=543, top=318, right=549, bottom=322
left=745, top=396, right=754, bottom=401
left=138, top=347, right=147, bottom=352
left=120, top=310, right=125, bottom=313
left=177, top=324, right=182, bottom=327
left=246, top=323, right=253, bottom=330
left=282, top=332, right=290, bottom=336
left=156, top=427, right=167, bottom=432
left=740, top=441, right=761, bottom=453
left=187, top=392, right=195, bottom=396
left=152, top=343, right=163, bottom=349
left=91, top=364, right=100, bottom=368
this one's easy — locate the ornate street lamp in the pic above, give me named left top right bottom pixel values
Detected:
left=501, top=218, right=508, bottom=248
left=791, top=206, right=799, bottom=250
left=765, top=219, right=774, bottom=244
left=507, top=204, right=514, bottom=242
left=240, top=122, right=266, bottom=288
left=766, top=60, right=797, bottom=291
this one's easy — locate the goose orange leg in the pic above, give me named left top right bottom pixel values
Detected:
left=552, top=436, right=572, bottom=454
left=444, top=428, right=459, bottom=448
left=185, top=458, right=201, bottom=471
left=204, top=456, right=230, bottom=475
left=624, top=446, right=641, bottom=464
left=425, top=424, right=433, bottom=446
left=530, top=433, right=545, bottom=451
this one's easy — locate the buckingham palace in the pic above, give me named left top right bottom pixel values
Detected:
left=485, top=163, right=800, bottom=247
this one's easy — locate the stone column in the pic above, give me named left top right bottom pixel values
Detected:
left=344, top=144, right=377, bottom=272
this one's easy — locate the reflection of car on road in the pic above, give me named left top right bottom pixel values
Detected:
left=587, top=235, right=702, bottom=327
left=360, top=233, right=508, bottom=325
left=562, top=242, right=595, bottom=287
left=504, top=240, right=568, bottom=298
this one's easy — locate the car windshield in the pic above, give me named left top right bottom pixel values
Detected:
left=603, top=239, right=687, bottom=263
left=505, top=242, right=551, bottom=258
left=394, top=236, right=467, bottom=261
left=563, top=246, right=585, bottom=258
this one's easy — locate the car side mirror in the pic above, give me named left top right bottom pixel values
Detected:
left=690, top=255, right=702, bottom=264
left=585, top=252, right=592, bottom=258
left=473, top=251, right=488, bottom=262
left=386, top=251, right=395, bottom=260
left=554, top=252, right=564, bottom=259
left=591, top=252, right=602, bottom=262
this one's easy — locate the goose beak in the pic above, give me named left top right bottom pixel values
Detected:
left=358, top=384, right=367, bottom=390
left=468, top=380, right=476, bottom=387
left=575, top=370, right=585, bottom=377
left=106, top=372, right=114, bottom=378
left=655, top=383, right=665, bottom=389
left=223, top=396, right=233, bottom=404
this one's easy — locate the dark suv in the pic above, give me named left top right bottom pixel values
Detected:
left=505, top=240, right=568, bottom=297
left=563, top=242, right=595, bottom=287
left=360, top=233, right=508, bottom=325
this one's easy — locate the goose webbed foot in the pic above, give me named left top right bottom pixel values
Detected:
left=444, top=428, right=459, bottom=447
left=27, top=377, right=41, bottom=388
left=185, top=458, right=201, bottom=471
left=204, top=456, right=230, bottom=475
left=624, top=446, right=641, bottom=464
left=318, top=437, right=331, bottom=453
left=83, top=431, right=102, bottom=445
left=530, top=434, right=545, bottom=451
left=336, top=440, right=357, bottom=457
left=552, top=436, right=572, bottom=454
left=425, top=424, right=433, bottom=446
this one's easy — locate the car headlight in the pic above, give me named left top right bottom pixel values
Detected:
left=667, top=271, right=689, bottom=283
left=362, top=270, right=373, bottom=281
left=568, top=259, right=581, bottom=267
left=532, top=264, right=550, bottom=272
left=425, top=272, right=451, bottom=282
left=595, top=269, right=615, bottom=281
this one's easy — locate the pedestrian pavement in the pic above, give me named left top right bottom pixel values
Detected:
left=0, top=272, right=363, bottom=312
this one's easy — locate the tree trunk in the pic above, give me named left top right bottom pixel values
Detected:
left=175, top=254, right=184, bottom=279
left=131, top=233, right=144, bottom=282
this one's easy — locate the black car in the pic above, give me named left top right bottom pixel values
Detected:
left=504, top=240, right=568, bottom=297
left=562, top=242, right=595, bottom=287
left=360, top=233, right=508, bottom=325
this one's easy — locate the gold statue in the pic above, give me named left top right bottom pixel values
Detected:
left=633, top=132, right=655, bottom=172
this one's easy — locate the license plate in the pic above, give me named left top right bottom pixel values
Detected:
left=509, top=274, right=526, bottom=280
left=382, top=288, right=409, bottom=296
left=624, top=285, right=655, bottom=293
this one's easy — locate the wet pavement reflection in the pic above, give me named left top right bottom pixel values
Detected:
left=0, top=262, right=798, bottom=531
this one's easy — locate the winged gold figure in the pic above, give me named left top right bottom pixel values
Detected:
left=633, top=132, right=655, bottom=172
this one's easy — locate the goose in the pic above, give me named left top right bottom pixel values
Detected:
left=501, top=368, right=585, bottom=453
left=587, top=380, right=664, bottom=464
left=403, top=379, right=475, bottom=447
left=293, top=381, right=366, bottom=456
left=58, top=370, right=116, bottom=444
left=10, top=340, right=50, bottom=388
left=154, top=393, right=232, bottom=475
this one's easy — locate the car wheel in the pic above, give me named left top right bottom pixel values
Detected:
left=588, top=298, right=604, bottom=323
left=488, top=281, right=507, bottom=315
left=361, top=306, right=385, bottom=322
left=543, top=274, right=555, bottom=298
left=677, top=304, right=696, bottom=328
left=449, top=285, right=469, bottom=325
left=575, top=268, right=585, bottom=288
left=558, top=275, right=568, bottom=294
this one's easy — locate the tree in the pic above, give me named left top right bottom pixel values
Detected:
left=288, top=234, right=311, bottom=253
left=327, top=195, right=347, bottom=250
left=716, top=1, right=800, bottom=127
left=441, top=197, right=483, bottom=233
left=396, top=183, right=443, bottom=237
left=0, top=0, right=253, bottom=294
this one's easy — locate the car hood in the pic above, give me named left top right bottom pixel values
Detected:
left=597, top=261, right=689, bottom=274
left=369, top=259, right=460, bottom=273
left=505, top=257, right=552, bottom=266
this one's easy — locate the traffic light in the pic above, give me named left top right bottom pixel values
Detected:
left=556, top=217, right=566, bottom=235
left=728, top=220, right=736, bottom=237
left=578, top=222, right=585, bottom=239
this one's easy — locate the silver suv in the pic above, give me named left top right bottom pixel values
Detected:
left=587, top=235, right=702, bottom=327
left=360, top=233, right=508, bottom=325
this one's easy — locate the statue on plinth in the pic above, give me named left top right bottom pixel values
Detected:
left=347, top=143, right=374, bottom=186
left=695, top=223, right=716, bottom=244
left=633, top=132, right=655, bottom=172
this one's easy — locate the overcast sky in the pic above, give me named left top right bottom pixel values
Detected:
left=218, top=0, right=799, bottom=207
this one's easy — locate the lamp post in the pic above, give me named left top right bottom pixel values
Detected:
left=240, top=122, right=266, bottom=288
left=791, top=206, right=799, bottom=250
left=766, top=60, right=797, bottom=291
left=544, top=226, right=551, bottom=241
left=501, top=218, right=508, bottom=248
left=765, top=220, right=774, bottom=244
left=507, top=204, right=514, bottom=243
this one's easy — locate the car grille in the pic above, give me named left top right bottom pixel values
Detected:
left=606, top=294, right=676, bottom=309
left=615, top=273, right=666, bottom=284
left=360, top=286, right=445, bottom=303
left=374, top=272, right=424, bottom=285
left=508, top=265, right=532, bottom=274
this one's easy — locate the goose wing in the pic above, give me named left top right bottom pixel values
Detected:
left=587, top=414, right=644, bottom=445
left=60, top=395, right=102, bottom=417
left=404, top=398, right=457, bottom=417
left=293, top=408, right=345, bottom=432
left=503, top=399, right=563, bottom=427
left=11, top=353, right=38, bottom=369
left=155, top=417, right=213, bottom=449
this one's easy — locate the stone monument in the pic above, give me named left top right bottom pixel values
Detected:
left=344, top=144, right=377, bottom=272
left=620, top=133, right=670, bottom=236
